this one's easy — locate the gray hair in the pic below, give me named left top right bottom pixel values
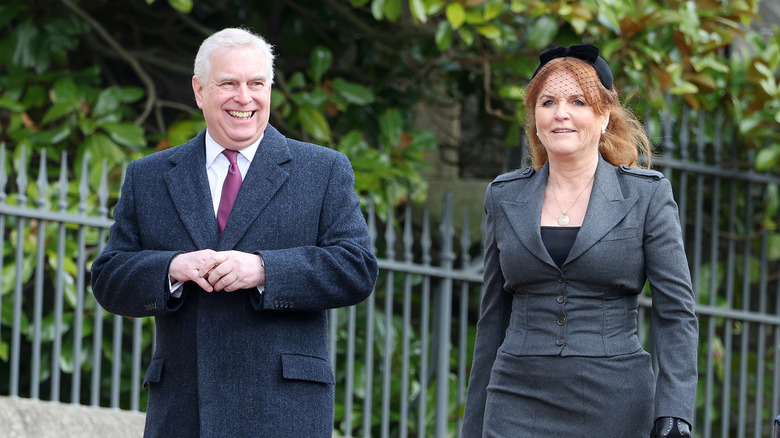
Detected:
left=193, top=27, right=275, bottom=84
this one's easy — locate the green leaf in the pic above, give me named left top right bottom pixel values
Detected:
left=476, top=24, right=501, bottom=40
left=755, top=145, right=780, bottom=171
left=94, top=87, right=123, bottom=118
left=768, top=232, right=780, bottom=261
left=668, top=82, right=699, bottom=95
left=166, top=0, right=192, bottom=13
left=509, top=0, right=527, bottom=13
left=446, top=3, right=466, bottom=30
left=330, top=78, right=375, bottom=105
left=371, top=0, right=386, bottom=20
left=435, top=21, right=453, bottom=51
left=166, top=117, right=206, bottom=147
left=31, top=126, right=71, bottom=145
left=498, top=84, right=525, bottom=100
left=528, top=16, right=558, bottom=49
left=287, top=72, right=307, bottom=90
left=83, top=133, right=126, bottom=167
left=290, top=89, right=328, bottom=107
left=739, top=113, right=762, bottom=135
left=101, top=122, right=145, bottom=148
left=298, top=107, right=332, bottom=143
left=308, top=46, right=333, bottom=84
left=0, top=96, right=25, bottom=112
left=484, top=1, right=504, bottom=21
left=40, top=101, right=75, bottom=125
left=50, top=78, right=80, bottom=105
left=459, top=27, right=474, bottom=46
left=383, top=0, right=401, bottom=22
left=114, top=86, right=145, bottom=103
left=410, top=0, right=427, bottom=23
left=379, top=109, right=403, bottom=150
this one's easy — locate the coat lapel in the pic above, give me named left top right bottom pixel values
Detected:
left=565, top=156, right=638, bottom=265
left=500, top=164, right=558, bottom=268
left=164, top=132, right=219, bottom=250
left=217, top=125, right=291, bottom=250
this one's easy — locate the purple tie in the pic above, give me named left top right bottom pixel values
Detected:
left=216, top=149, right=242, bottom=235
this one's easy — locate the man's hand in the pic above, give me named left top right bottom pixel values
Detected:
left=169, top=249, right=220, bottom=292
left=200, top=250, right=265, bottom=292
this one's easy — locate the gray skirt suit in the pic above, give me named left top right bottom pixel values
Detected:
left=461, top=156, right=698, bottom=437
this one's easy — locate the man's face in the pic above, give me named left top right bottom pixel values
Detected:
left=192, top=45, right=272, bottom=150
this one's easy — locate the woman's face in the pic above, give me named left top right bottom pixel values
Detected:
left=534, top=70, right=609, bottom=161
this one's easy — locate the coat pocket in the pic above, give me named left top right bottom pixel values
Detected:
left=281, top=353, right=335, bottom=385
left=143, top=357, right=164, bottom=387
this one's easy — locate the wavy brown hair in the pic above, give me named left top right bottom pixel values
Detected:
left=523, top=57, right=652, bottom=169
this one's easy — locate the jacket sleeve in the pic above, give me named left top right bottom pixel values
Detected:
left=644, top=178, right=699, bottom=425
left=461, top=183, right=513, bottom=437
left=251, top=152, right=378, bottom=312
left=91, top=160, right=184, bottom=318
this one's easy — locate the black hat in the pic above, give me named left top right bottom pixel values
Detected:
left=532, top=44, right=613, bottom=90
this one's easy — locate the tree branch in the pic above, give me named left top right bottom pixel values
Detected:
left=60, top=0, right=157, bottom=126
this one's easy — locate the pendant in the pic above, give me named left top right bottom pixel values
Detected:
left=557, top=214, right=570, bottom=226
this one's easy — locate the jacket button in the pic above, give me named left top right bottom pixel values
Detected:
left=557, top=275, right=565, bottom=283
left=556, top=295, right=565, bottom=304
left=557, top=316, right=566, bottom=326
left=556, top=337, right=565, bottom=346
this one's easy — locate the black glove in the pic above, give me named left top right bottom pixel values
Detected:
left=650, top=417, right=691, bottom=438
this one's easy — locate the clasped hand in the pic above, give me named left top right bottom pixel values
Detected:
left=169, top=249, right=265, bottom=292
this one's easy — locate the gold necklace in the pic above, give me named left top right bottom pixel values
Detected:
left=550, top=176, right=594, bottom=226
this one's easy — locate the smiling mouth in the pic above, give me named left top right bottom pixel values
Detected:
left=227, top=110, right=254, bottom=120
left=552, top=129, right=575, bottom=133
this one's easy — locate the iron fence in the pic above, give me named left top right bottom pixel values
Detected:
left=0, top=102, right=779, bottom=437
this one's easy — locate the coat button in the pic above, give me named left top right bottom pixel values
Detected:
left=556, top=337, right=565, bottom=346
left=557, top=316, right=566, bottom=326
left=557, top=275, right=565, bottom=283
left=556, top=295, right=565, bottom=304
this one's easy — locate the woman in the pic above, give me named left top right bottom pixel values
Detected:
left=461, top=45, right=698, bottom=437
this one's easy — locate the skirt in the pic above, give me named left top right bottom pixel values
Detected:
left=483, top=349, right=655, bottom=437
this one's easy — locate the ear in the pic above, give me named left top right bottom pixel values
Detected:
left=192, top=75, right=205, bottom=109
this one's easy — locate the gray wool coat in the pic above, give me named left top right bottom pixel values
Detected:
left=91, top=126, right=378, bottom=437
left=461, top=156, right=698, bottom=436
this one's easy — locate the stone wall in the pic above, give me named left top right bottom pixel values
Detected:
left=0, top=396, right=145, bottom=438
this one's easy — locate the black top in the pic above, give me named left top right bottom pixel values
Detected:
left=541, top=226, right=580, bottom=268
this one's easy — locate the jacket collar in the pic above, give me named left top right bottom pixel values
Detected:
left=500, top=154, right=638, bottom=269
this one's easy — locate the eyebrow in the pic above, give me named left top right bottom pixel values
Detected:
left=214, top=74, right=268, bottom=83
left=538, top=93, right=585, bottom=100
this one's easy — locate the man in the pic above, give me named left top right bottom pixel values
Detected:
left=91, top=27, right=378, bottom=437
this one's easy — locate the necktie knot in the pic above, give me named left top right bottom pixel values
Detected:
left=223, top=149, right=239, bottom=165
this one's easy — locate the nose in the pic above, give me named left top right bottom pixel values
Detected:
left=553, top=101, right=570, bottom=120
left=234, top=84, right=252, bottom=104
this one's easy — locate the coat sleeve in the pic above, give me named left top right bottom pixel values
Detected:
left=91, top=160, right=184, bottom=318
left=251, top=152, right=378, bottom=312
left=461, top=183, right=513, bottom=437
left=644, top=178, right=699, bottom=425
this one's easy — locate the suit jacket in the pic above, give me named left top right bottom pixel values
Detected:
left=91, top=126, right=378, bottom=437
left=462, top=156, right=698, bottom=436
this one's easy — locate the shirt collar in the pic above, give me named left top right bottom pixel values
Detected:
left=204, top=130, right=263, bottom=168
